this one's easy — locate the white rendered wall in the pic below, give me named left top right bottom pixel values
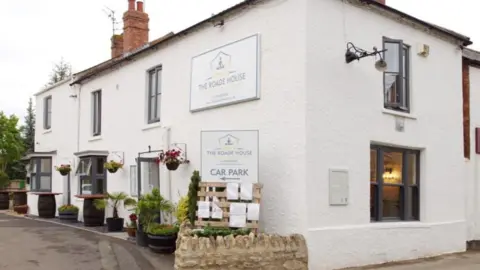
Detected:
left=305, top=0, right=465, bottom=269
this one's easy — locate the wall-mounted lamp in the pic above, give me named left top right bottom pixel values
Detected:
left=345, top=42, right=388, bottom=72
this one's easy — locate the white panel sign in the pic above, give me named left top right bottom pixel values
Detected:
left=329, top=169, right=349, bottom=206
left=201, top=130, right=259, bottom=183
left=190, top=34, right=260, bottom=111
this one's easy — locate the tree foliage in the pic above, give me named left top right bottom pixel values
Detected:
left=47, top=57, right=72, bottom=85
left=187, top=170, right=201, bottom=225
left=0, top=112, right=24, bottom=174
left=23, top=98, right=35, bottom=154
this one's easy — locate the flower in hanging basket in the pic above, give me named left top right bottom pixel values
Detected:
left=157, top=149, right=189, bottom=171
left=104, top=160, right=124, bottom=173
left=55, top=164, right=72, bottom=176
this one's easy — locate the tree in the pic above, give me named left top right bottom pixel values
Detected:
left=47, top=57, right=72, bottom=85
left=0, top=112, right=24, bottom=174
left=23, top=98, right=35, bottom=154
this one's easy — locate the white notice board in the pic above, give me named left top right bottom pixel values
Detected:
left=329, top=169, right=349, bottom=206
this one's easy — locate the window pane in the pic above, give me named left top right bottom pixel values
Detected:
left=130, top=165, right=138, bottom=196
left=96, top=157, right=105, bottom=175
left=370, top=149, right=377, bottom=182
left=384, top=42, right=400, bottom=72
left=31, top=175, right=37, bottom=190
left=408, top=186, right=419, bottom=220
left=149, top=96, right=156, bottom=120
left=156, top=69, right=161, bottom=95
left=370, top=184, right=377, bottom=220
left=148, top=162, right=160, bottom=189
left=81, top=178, right=92, bottom=194
left=407, top=153, right=417, bottom=185
left=40, top=176, right=51, bottom=190
left=156, top=94, right=161, bottom=120
left=31, top=160, right=37, bottom=173
left=40, top=158, right=52, bottom=173
left=402, top=46, right=408, bottom=76
left=384, top=73, right=400, bottom=105
left=382, top=185, right=402, bottom=218
left=383, top=151, right=402, bottom=184
left=149, top=71, right=156, bottom=97
left=401, top=78, right=407, bottom=108
left=96, top=179, right=105, bottom=194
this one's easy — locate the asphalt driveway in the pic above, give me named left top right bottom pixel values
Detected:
left=0, top=213, right=173, bottom=270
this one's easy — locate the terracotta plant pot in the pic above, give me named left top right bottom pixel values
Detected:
left=166, top=162, right=180, bottom=171
left=127, top=227, right=136, bottom=238
left=14, top=204, right=28, bottom=214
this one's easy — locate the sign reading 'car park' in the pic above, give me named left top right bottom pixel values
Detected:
left=201, top=130, right=259, bottom=184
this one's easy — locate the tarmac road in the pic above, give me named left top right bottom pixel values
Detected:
left=0, top=212, right=174, bottom=270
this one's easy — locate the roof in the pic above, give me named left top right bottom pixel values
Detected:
left=463, top=48, right=480, bottom=67
left=70, top=0, right=472, bottom=85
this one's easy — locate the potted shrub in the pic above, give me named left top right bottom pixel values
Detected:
left=103, top=160, right=123, bottom=173
left=93, top=192, right=136, bottom=232
left=156, top=149, right=189, bottom=171
left=126, top=213, right=137, bottom=238
left=146, top=223, right=179, bottom=254
left=55, top=164, right=71, bottom=176
left=58, top=204, right=79, bottom=222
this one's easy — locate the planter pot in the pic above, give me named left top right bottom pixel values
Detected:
left=14, top=204, right=28, bottom=214
left=59, top=170, right=70, bottom=176
left=58, top=211, right=78, bottom=222
left=147, top=233, right=177, bottom=254
left=106, top=217, right=124, bottom=232
left=166, top=162, right=180, bottom=171
left=107, top=168, right=118, bottom=173
left=0, top=192, right=9, bottom=210
left=127, top=227, right=136, bottom=238
left=83, top=198, right=105, bottom=227
left=136, top=224, right=149, bottom=247
left=13, top=192, right=27, bottom=207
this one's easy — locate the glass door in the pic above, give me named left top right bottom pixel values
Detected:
left=137, top=157, right=160, bottom=196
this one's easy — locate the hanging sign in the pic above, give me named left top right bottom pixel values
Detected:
left=201, top=130, right=259, bottom=183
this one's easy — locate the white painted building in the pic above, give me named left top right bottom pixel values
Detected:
left=28, top=0, right=477, bottom=269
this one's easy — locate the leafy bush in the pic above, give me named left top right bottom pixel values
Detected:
left=135, top=188, right=174, bottom=230
left=175, top=195, right=189, bottom=224
left=147, top=223, right=179, bottom=236
left=93, top=192, right=136, bottom=219
left=0, top=171, right=10, bottom=189
left=58, top=204, right=79, bottom=213
left=191, top=225, right=251, bottom=238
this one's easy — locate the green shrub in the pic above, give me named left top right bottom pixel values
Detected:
left=147, top=223, right=179, bottom=236
left=58, top=204, right=79, bottom=213
left=187, top=171, right=201, bottom=225
left=191, top=225, right=251, bottom=238
left=175, top=195, right=189, bottom=224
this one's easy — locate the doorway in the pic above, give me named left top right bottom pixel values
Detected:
left=137, top=157, right=160, bottom=196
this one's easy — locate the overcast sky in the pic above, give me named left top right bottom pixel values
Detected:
left=0, top=0, right=477, bottom=123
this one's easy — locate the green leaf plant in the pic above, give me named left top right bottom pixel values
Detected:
left=94, top=192, right=137, bottom=219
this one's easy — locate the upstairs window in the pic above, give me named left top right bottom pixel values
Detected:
left=147, top=66, right=162, bottom=123
left=383, top=38, right=410, bottom=112
left=44, top=96, right=52, bottom=130
left=92, top=90, right=102, bottom=136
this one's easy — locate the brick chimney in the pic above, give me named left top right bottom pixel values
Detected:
left=111, top=34, right=124, bottom=58
left=123, top=0, right=149, bottom=53
left=375, top=0, right=386, bottom=4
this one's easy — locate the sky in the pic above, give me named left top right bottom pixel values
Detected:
left=0, top=0, right=478, bottom=123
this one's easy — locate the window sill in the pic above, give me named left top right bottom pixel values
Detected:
left=42, top=129, right=52, bottom=134
left=88, top=136, right=102, bottom=142
left=382, top=109, right=417, bottom=120
left=142, top=122, right=161, bottom=131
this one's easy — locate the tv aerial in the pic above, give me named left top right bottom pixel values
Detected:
left=103, top=6, right=121, bottom=36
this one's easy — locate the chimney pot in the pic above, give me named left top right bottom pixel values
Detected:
left=137, top=1, right=144, bottom=12
left=128, top=0, right=135, bottom=10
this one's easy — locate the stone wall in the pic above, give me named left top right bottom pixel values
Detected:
left=174, top=224, right=308, bottom=270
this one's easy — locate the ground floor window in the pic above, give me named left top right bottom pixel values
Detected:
left=75, top=156, right=106, bottom=195
left=29, top=157, right=52, bottom=192
left=370, top=145, right=420, bottom=221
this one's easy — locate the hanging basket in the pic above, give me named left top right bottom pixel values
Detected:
left=166, top=162, right=180, bottom=171
left=59, top=170, right=69, bottom=176
left=107, top=167, right=119, bottom=173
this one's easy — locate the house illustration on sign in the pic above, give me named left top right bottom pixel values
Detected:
left=209, top=51, right=234, bottom=80
left=218, top=134, right=240, bottom=150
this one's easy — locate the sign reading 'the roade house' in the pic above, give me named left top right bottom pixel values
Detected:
left=201, top=130, right=259, bottom=184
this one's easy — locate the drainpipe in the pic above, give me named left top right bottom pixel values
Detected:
left=163, top=126, right=173, bottom=223
left=76, top=84, right=82, bottom=153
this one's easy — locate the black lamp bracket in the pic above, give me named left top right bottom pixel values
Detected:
left=345, top=42, right=387, bottom=63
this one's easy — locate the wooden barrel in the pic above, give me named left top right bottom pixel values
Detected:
left=0, top=192, right=9, bottom=210
left=38, top=195, right=56, bottom=218
left=13, top=192, right=27, bottom=207
left=83, top=198, right=105, bottom=227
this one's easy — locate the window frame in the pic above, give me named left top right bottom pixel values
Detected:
left=92, top=90, right=102, bottom=136
left=382, top=37, right=410, bottom=113
left=147, top=66, right=162, bottom=124
left=370, top=145, right=420, bottom=222
left=77, top=156, right=107, bottom=195
left=43, top=96, right=52, bottom=130
left=30, top=157, right=52, bottom=192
